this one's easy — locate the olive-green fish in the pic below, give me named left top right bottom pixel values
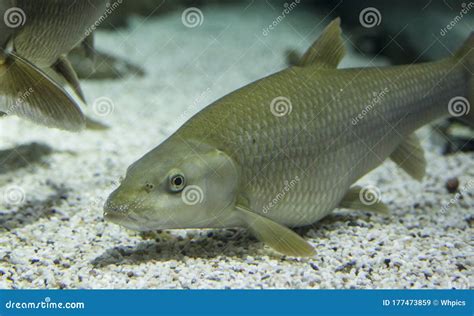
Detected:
left=104, top=19, right=473, bottom=256
left=0, top=0, right=109, bottom=131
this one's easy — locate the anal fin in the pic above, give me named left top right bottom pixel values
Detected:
left=390, top=134, right=426, bottom=181
left=236, top=205, right=315, bottom=257
left=339, top=186, right=389, bottom=214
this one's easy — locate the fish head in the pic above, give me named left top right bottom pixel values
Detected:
left=104, top=138, right=240, bottom=231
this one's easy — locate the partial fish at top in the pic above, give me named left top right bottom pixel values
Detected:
left=0, top=0, right=109, bottom=131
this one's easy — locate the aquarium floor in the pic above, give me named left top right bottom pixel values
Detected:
left=0, top=4, right=472, bottom=289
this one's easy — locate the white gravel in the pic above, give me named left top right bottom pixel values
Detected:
left=0, top=3, right=472, bottom=289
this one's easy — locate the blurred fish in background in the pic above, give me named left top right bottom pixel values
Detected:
left=68, top=46, right=145, bottom=81
left=100, top=0, right=245, bottom=28
left=0, top=0, right=471, bottom=142
left=0, top=0, right=109, bottom=131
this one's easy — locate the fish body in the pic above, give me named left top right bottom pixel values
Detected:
left=0, top=0, right=109, bottom=131
left=105, top=19, right=473, bottom=256
left=176, top=60, right=466, bottom=227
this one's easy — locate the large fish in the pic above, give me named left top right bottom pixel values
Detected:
left=104, top=19, right=473, bottom=256
left=0, top=0, right=109, bottom=131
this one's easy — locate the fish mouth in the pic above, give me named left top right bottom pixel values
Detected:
left=104, top=210, right=150, bottom=231
left=103, top=210, right=125, bottom=224
left=103, top=198, right=133, bottom=227
left=103, top=203, right=156, bottom=232
left=103, top=193, right=161, bottom=231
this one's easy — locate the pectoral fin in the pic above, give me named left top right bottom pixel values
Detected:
left=390, top=134, right=426, bottom=181
left=0, top=51, right=85, bottom=131
left=297, top=18, right=346, bottom=68
left=236, top=205, right=315, bottom=257
left=54, top=55, right=86, bottom=103
left=339, top=186, right=389, bottom=214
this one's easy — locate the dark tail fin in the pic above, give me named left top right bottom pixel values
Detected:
left=455, top=33, right=473, bottom=127
left=0, top=51, right=85, bottom=131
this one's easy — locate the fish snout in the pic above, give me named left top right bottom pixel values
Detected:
left=103, top=191, right=131, bottom=222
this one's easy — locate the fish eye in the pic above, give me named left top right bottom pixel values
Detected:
left=169, top=174, right=186, bottom=192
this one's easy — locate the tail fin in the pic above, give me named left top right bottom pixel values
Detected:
left=0, top=51, right=85, bottom=131
left=455, top=33, right=473, bottom=127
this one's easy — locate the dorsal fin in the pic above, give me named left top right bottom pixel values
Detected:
left=297, top=18, right=346, bottom=68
